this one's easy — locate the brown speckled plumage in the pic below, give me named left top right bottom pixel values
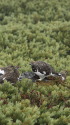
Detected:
left=30, top=61, right=59, bottom=76
left=0, top=66, right=19, bottom=83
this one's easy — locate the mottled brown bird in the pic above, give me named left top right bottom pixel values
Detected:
left=30, top=61, right=61, bottom=81
left=45, top=70, right=67, bottom=83
left=0, top=65, right=20, bottom=83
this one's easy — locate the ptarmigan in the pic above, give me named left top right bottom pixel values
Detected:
left=0, top=65, right=19, bottom=83
left=30, top=61, right=62, bottom=81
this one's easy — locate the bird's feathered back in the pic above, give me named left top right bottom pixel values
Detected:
left=0, top=65, right=20, bottom=83
left=30, top=61, right=57, bottom=75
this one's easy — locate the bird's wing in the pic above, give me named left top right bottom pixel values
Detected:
left=33, top=61, right=51, bottom=75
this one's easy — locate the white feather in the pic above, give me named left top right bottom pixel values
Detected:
left=45, top=72, right=56, bottom=78
left=43, top=71, right=46, bottom=74
left=62, top=76, right=65, bottom=81
left=34, top=69, right=46, bottom=80
left=0, top=69, right=5, bottom=75
left=50, top=72, right=55, bottom=76
left=3, top=77, right=6, bottom=80
left=58, top=73, right=61, bottom=76
left=34, top=69, right=44, bottom=76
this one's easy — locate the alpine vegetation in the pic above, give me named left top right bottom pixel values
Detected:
left=0, top=0, right=70, bottom=125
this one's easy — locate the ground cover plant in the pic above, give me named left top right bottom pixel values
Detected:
left=0, top=0, right=70, bottom=125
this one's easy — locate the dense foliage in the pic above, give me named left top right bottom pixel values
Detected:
left=0, top=0, right=70, bottom=124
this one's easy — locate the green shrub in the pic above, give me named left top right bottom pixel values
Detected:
left=0, top=0, right=70, bottom=124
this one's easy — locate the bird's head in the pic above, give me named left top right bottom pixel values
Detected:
left=29, top=61, right=35, bottom=66
left=29, top=62, right=37, bottom=72
left=59, top=70, right=67, bottom=81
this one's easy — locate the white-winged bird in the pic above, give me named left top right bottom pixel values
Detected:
left=0, top=65, right=20, bottom=83
left=30, top=61, right=61, bottom=81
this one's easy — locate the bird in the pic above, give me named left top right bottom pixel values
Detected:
left=0, top=65, right=20, bottom=84
left=30, top=61, right=62, bottom=81
left=59, top=70, right=67, bottom=81
left=45, top=70, right=67, bottom=83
